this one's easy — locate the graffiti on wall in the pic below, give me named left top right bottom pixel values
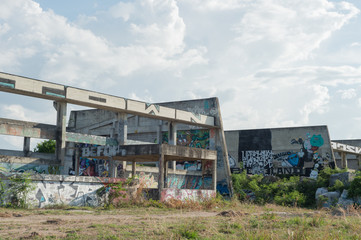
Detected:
left=79, top=157, right=109, bottom=177
left=161, top=188, right=216, bottom=202
left=242, top=150, right=273, bottom=175
left=166, top=175, right=212, bottom=189
left=28, top=180, right=102, bottom=208
left=238, top=131, right=330, bottom=178
left=0, top=162, right=60, bottom=175
left=162, top=129, right=210, bottom=149
left=137, top=172, right=157, bottom=188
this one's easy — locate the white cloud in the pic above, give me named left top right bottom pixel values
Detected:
left=0, top=0, right=361, bottom=142
left=108, top=2, right=134, bottom=21
left=0, top=0, right=207, bottom=91
left=338, top=88, right=357, bottom=99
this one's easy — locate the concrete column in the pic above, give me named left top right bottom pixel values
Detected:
left=341, top=152, right=347, bottom=169
left=23, top=137, right=30, bottom=157
left=156, top=120, right=162, bottom=144
left=164, top=160, right=168, bottom=188
left=212, top=160, right=217, bottom=191
left=132, top=161, right=136, bottom=177
left=117, top=113, right=128, bottom=177
left=358, top=155, right=361, bottom=170
left=158, top=153, right=164, bottom=200
left=168, top=122, right=177, bottom=170
left=55, top=101, right=67, bottom=165
left=75, top=148, right=80, bottom=176
left=117, top=112, right=127, bottom=145
left=109, top=157, right=116, bottom=178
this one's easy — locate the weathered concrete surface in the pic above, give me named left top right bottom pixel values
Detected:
left=226, top=125, right=335, bottom=178
left=81, top=144, right=217, bottom=162
left=0, top=72, right=215, bottom=127
left=160, top=188, right=216, bottom=202
left=332, top=139, right=361, bottom=170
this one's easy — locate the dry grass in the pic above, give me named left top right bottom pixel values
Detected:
left=0, top=203, right=361, bottom=239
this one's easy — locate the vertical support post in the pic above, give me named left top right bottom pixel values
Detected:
left=75, top=148, right=79, bottom=176
left=158, top=152, right=164, bottom=200
left=358, top=155, right=361, bottom=170
left=23, top=137, right=30, bottom=157
left=212, top=160, right=217, bottom=191
left=164, top=160, right=168, bottom=188
left=156, top=120, right=162, bottom=144
left=168, top=122, right=177, bottom=170
left=132, top=161, right=136, bottom=177
left=109, top=157, right=115, bottom=178
left=117, top=113, right=128, bottom=177
left=55, top=101, right=67, bottom=166
left=341, top=152, right=347, bottom=169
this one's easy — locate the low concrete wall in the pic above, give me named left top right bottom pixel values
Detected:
left=160, top=188, right=216, bottom=202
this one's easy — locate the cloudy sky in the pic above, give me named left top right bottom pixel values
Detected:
left=1, top=0, right=361, bottom=150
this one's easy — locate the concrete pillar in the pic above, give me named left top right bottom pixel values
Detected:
left=164, top=159, right=168, bottom=188
left=132, top=161, right=136, bottom=177
left=358, top=155, right=361, bottom=170
left=23, top=137, right=30, bottom=157
left=158, top=153, right=164, bottom=200
left=117, top=113, right=128, bottom=177
left=341, top=152, right=347, bottom=169
left=212, top=160, right=217, bottom=191
left=109, top=157, right=116, bottom=178
left=75, top=148, right=80, bottom=176
left=168, top=122, right=177, bottom=170
left=117, top=112, right=127, bottom=145
left=156, top=120, right=163, bottom=144
left=55, top=101, right=67, bottom=165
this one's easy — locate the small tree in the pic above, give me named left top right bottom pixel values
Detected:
left=34, top=140, right=56, bottom=153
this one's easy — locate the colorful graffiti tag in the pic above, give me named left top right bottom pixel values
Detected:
left=166, top=175, right=212, bottom=189
left=239, top=132, right=330, bottom=178
left=79, top=157, right=109, bottom=177
left=162, top=129, right=210, bottom=149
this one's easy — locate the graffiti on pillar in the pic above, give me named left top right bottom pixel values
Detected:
left=79, top=157, right=109, bottom=177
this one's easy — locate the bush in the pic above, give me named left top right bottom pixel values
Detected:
left=316, top=167, right=347, bottom=188
left=348, top=176, right=361, bottom=198
left=34, top=140, right=56, bottom=153
left=231, top=167, right=345, bottom=208
left=1, top=173, right=35, bottom=208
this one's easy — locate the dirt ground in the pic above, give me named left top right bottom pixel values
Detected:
left=0, top=205, right=360, bottom=240
left=0, top=208, right=219, bottom=239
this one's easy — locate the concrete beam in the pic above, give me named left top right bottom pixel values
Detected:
left=331, top=141, right=361, bottom=156
left=0, top=72, right=216, bottom=127
left=0, top=118, right=57, bottom=139
left=81, top=144, right=217, bottom=161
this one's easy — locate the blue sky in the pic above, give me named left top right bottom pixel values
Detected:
left=1, top=0, right=361, bottom=150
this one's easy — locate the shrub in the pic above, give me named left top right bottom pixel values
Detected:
left=316, top=167, right=347, bottom=188
left=1, top=173, right=35, bottom=208
left=34, top=139, right=56, bottom=153
left=348, top=176, right=361, bottom=198
left=329, top=179, right=345, bottom=192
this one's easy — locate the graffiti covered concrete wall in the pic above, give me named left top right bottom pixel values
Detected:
left=160, top=188, right=216, bottom=202
left=159, top=98, right=232, bottom=195
left=0, top=162, right=60, bottom=175
left=225, top=126, right=334, bottom=179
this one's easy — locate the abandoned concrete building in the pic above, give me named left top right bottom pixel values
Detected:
left=1, top=72, right=361, bottom=207
left=0, top=72, right=232, bottom=207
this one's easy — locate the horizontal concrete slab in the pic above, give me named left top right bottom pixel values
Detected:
left=0, top=72, right=215, bottom=127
